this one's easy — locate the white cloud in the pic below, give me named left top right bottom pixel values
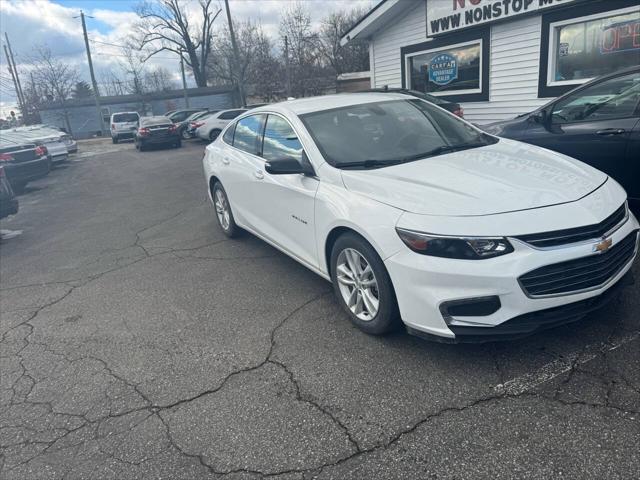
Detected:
left=0, top=0, right=376, bottom=115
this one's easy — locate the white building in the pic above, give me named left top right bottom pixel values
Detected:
left=341, top=0, right=639, bottom=124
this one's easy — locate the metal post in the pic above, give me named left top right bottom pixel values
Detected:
left=284, top=35, right=291, bottom=98
left=3, top=45, right=23, bottom=112
left=180, top=51, right=190, bottom=107
left=79, top=11, right=105, bottom=136
left=4, top=34, right=25, bottom=110
left=224, top=0, right=245, bottom=107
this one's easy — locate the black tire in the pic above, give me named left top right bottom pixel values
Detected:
left=112, top=136, right=118, bottom=144
left=181, top=129, right=191, bottom=140
left=211, top=181, right=240, bottom=238
left=175, top=140, right=182, bottom=148
left=330, top=232, right=401, bottom=335
left=138, top=142, right=145, bottom=152
left=209, top=129, right=221, bottom=142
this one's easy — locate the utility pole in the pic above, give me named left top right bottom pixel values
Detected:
left=3, top=45, right=24, bottom=112
left=224, top=0, right=245, bottom=107
left=179, top=51, right=190, bottom=107
left=284, top=35, right=291, bottom=98
left=76, top=11, right=105, bottom=136
left=4, top=34, right=25, bottom=110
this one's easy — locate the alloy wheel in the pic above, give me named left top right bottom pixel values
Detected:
left=214, top=188, right=231, bottom=231
left=336, top=248, right=379, bottom=321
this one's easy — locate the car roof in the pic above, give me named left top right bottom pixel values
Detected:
left=249, top=92, right=410, bottom=116
left=112, top=111, right=138, bottom=116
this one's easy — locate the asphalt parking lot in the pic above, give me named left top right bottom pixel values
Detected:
left=1, top=139, right=639, bottom=480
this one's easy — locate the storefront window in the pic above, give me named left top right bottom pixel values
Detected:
left=409, top=41, right=481, bottom=95
left=551, top=9, right=640, bottom=84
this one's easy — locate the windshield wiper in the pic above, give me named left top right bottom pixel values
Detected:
left=337, top=141, right=491, bottom=170
left=337, top=159, right=405, bottom=169
left=396, top=142, right=489, bottom=163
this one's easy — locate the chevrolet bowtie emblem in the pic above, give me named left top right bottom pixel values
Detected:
left=593, top=237, right=613, bottom=253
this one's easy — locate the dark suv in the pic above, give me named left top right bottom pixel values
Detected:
left=483, top=66, right=640, bottom=212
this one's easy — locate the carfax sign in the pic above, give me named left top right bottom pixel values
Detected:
left=428, top=53, right=458, bottom=85
left=427, top=0, right=577, bottom=37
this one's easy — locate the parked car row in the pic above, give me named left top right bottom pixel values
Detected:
left=0, top=124, right=78, bottom=220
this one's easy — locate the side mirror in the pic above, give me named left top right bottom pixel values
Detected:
left=530, top=110, right=547, bottom=124
left=265, top=157, right=315, bottom=176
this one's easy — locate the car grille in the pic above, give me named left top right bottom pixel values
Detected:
left=519, top=230, right=638, bottom=297
left=515, top=203, right=627, bottom=248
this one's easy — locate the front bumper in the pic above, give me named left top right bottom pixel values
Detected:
left=385, top=211, right=640, bottom=342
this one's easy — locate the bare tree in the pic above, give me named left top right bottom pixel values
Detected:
left=133, top=0, right=221, bottom=87
left=249, top=28, right=283, bottom=102
left=144, top=67, right=176, bottom=92
left=279, top=3, right=325, bottom=97
left=207, top=21, right=256, bottom=86
left=99, top=71, right=126, bottom=96
left=207, top=21, right=282, bottom=102
left=30, top=45, right=79, bottom=133
left=318, top=8, right=369, bottom=75
left=118, top=45, right=147, bottom=95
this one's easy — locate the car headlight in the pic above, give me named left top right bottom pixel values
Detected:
left=396, top=228, right=514, bottom=260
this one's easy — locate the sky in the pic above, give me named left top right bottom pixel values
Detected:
left=0, top=0, right=374, bottom=117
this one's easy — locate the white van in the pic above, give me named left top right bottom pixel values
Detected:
left=110, top=112, right=140, bottom=143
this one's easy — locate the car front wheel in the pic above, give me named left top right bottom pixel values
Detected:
left=330, top=233, right=400, bottom=335
left=212, top=181, right=239, bottom=238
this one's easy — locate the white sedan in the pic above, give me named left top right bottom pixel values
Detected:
left=195, top=108, right=247, bottom=142
left=202, top=93, right=639, bottom=342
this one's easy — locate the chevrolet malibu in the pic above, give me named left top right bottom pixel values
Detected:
left=202, top=93, right=639, bottom=342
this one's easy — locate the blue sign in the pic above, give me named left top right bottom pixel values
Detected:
left=428, top=53, right=458, bottom=86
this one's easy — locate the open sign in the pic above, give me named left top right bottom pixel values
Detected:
left=601, top=20, right=640, bottom=54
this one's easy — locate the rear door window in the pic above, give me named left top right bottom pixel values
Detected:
left=219, top=110, right=247, bottom=120
left=232, top=114, right=266, bottom=155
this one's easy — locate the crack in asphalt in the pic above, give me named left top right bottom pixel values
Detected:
left=3, top=202, right=639, bottom=478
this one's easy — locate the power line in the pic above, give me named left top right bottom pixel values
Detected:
left=91, top=50, right=177, bottom=61
left=88, top=38, right=179, bottom=60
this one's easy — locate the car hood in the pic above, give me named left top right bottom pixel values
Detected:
left=340, top=139, right=607, bottom=216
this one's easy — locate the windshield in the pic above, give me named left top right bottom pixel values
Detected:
left=113, top=113, right=139, bottom=123
left=300, top=99, right=495, bottom=168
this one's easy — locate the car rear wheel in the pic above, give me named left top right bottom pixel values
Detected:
left=181, top=129, right=191, bottom=140
left=330, top=233, right=401, bottom=335
left=112, top=136, right=118, bottom=144
left=212, top=181, right=239, bottom=238
left=209, top=129, right=221, bottom=142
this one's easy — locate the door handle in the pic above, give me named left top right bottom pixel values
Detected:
left=596, top=128, right=626, bottom=136
left=254, top=170, right=264, bottom=180
left=222, top=157, right=230, bottom=165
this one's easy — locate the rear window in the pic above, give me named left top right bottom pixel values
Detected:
left=141, top=117, right=172, bottom=127
left=113, top=113, right=139, bottom=123
left=219, top=110, right=246, bottom=120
